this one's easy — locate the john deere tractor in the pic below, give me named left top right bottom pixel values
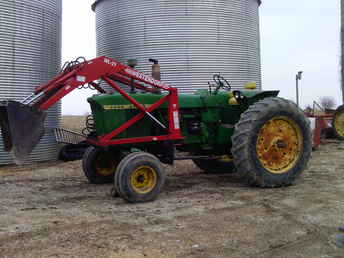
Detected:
left=0, top=56, right=312, bottom=203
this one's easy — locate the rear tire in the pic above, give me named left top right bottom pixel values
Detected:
left=114, top=152, right=166, bottom=203
left=82, top=147, right=120, bottom=184
left=193, top=158, right=236, bottom=174
left=231, top=97, right=312, bottom=187
left=332, top=105, right=344, bottom=140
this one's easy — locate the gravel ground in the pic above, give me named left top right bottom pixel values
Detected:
left=0, top=140, right=344, bottom=257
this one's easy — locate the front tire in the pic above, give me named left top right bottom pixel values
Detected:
left=114, top=152, right=166, bottom=203
left=231, top=97, right=312, bottom=187
left=82, top=147, right=120, bottom=184
left=333, top=105, right=344, bottom=140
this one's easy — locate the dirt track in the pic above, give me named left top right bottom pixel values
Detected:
left=0, top=140, right=344, bottom=257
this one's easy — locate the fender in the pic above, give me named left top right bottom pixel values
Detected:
left=233, top=90, right=280, bottom=107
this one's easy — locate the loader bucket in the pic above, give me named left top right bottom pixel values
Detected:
left=0, top=101, right=46, bottom=164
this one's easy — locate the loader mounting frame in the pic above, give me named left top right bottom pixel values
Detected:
left=0, top=56, right=183, bottom=163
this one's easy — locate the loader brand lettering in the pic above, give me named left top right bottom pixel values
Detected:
left=104, top=58, right=117, bottom=67
left=124, top=69, right=168, bottom=89
left=103, top=104, right=152, bottom=110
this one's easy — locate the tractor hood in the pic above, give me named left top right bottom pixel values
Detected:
left=88, top=90, right=280, bottom=111
left=88, top=93, right=215, bottom=110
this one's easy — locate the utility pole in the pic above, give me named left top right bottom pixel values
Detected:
left=296, top=71, right=303, bottom=107
left=341, top=0, right=344, bottom=103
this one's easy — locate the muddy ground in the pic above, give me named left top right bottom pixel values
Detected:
left=0, top=140, right=344, bottom=257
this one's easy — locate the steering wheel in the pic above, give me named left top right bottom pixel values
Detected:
left=213, top=74, right=231, bottom=92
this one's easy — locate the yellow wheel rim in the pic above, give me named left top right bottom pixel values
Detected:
left=334, top=111, right=344, bottom=137
left=256, top=116, right=303, bottom=174
left=131, top=166, right=158, bottom=194
left=218, top=155, right=234, bottom=163
left=95, top=153, right=117, bottom=176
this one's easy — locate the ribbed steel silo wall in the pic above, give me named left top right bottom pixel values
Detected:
left=93, top=0, right=261, bottom=92
left=0, top=0, right=62, bottom=164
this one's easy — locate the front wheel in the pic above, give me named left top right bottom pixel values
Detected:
left=114, top=152, right=166, bottom=203
left=82, top=147, right=120, bottom=184
left=231, top=97, right=312, bottom=187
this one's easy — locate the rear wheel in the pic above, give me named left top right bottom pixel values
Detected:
left=193, top=155, right=236, bottom=174
left=114, top=152, right=166, bottom=203
left=231, top=97, right=312, bottom=187
left=82, top=147, right=120, bottom=184
left=333, top=105, right=344, bottom=140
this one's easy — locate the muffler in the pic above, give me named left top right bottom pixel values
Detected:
left=0, top=101, right=46, bottom=164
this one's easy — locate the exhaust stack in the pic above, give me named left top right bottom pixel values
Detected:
left=149, top=59, right=161, bottom=94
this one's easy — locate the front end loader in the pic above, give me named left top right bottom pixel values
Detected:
left=0, top=56, right=312, bottom=203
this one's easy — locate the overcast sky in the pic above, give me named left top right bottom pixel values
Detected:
left=62, top=0, right=342, bottom=115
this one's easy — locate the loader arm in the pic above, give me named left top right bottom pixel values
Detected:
left=0, top=56, right=183, bottom=164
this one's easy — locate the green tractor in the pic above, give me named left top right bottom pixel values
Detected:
left=0, top=56, right=312, bottom=203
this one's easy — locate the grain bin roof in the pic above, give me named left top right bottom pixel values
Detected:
left=91, top=0, right=262, bottom=11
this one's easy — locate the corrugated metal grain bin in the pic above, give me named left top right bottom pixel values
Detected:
left=0, top=0, right=62, bottom=164
left=92, top=0, right=262, bottom=92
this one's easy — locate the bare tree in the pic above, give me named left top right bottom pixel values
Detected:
left=319, top=96, right=336, bottom=110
